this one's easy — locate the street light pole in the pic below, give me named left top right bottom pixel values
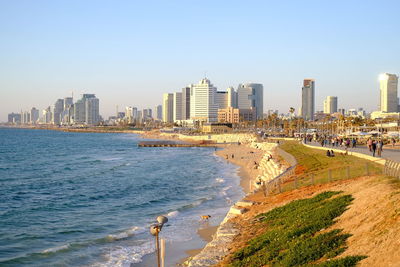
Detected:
left=150, top=215, right=168, bottom=267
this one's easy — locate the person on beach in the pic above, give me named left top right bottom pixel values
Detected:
left=367, top=138, right=373, bottom=152
left=391, top=138, right=396, bottom=148
left=377, top=140, right=383, bottom=157
left=372, top=140, right=377, bottom=157
left=352, top=139, right=356, bottom=148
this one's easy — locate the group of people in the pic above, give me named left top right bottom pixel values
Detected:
left=366, top=138, right=384, bottom=157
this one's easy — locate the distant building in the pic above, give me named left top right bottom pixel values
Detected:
left=21, top=111, right=30, bottom=124
left=73, top=94, right=100, bottom=125
left=173, top=92, right=182, bottom=122
left=181, top=86, right=191, bottom=120
left=125, top=106, right=135, bottom=124
left=30, top=107, right=39, bottom=124
left=215, top=91, right=228, bottom=109
left=237, top=83, right=263, bottom=119
left=218, top=107, right=256, bottom=123
left=42, top=106, right=52, bottom=124
left=301, top=79, right=315, bottom=120
left=53, top=99, right=64, bottom=125
left=143, top=108, right=152, bottom=120
left=379, top=73, right=398, bottom=112
left=8, top=112, right=21, bottom=124
left=202, top=123, right=233, bottom=134
left=227, top=87, right=238, bottom=108
left=162, top=93, right=174, bottom=123
left=155, top=105, right=162, bottom=120
left=190, top=78, right=218, bottom=122
left=218, top=107, right=239, bottom=123
left=323, top=96, right=338, bottom=114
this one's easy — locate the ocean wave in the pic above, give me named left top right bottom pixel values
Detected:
left=215, top=177, right=225, bottom=183
left=106, top=226, right=142, bottom=241
left=42, top=244, right=71, bottom=253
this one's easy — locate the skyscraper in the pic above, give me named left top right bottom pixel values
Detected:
left=215, top=91, right=228, bottom=109
left=181, top=86, right=191, bottom=120
left=301, top=79, right=315, bottom=120
left=53, top=99, right=64, bottom=125
left=237, top=83, right=264, bottom=119
left=73, top=94, right=100, bottom=125
left=155, top=105, right=162, bottom=120
left=323, top=96, right=338, bottom=114
left=162, top=93, right=174, bottom=123
left=85, top=95, right=100, bottom=125
left=173, top=92, right=182, bottom=122
left=379, top=73, right=398, bottom=112
left=227, top=87, right=238, bottom=108
left=30, top=107, right=39, bottom=124
left=190, top=78, right=218, bottom=122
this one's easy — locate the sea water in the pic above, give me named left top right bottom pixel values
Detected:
left=0, top=128, right=243, bottom=266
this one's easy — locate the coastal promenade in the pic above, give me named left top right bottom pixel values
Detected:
left=305, top=141, right=400, bottom=162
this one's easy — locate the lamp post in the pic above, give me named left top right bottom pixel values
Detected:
left=150, top=215, right=168, bottom=267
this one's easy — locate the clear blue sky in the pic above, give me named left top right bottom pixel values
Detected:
left=1, top=0, right=400, bottom=121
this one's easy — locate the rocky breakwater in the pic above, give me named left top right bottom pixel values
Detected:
left=249, top=142, right=288, bottom=190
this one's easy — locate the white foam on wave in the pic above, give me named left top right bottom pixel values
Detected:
left=166, top=210, right=179, bottom=218
left=42, top=244, right=70, bottom=253
left=215, top=177, right=225, bottom=183
left=107, top=226, right=142, bottom=241
left=94, top=240, right=155, bottom=267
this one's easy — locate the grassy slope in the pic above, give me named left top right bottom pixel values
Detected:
left=280, top=142, right=382, bottom=186
left=229, top=192, right=366, bottom=267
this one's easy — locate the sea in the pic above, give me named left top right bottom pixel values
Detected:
left=0, top=128, right=243, bottom=266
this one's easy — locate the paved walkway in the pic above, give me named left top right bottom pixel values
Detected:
left=305, top=141, right=400, bottom=162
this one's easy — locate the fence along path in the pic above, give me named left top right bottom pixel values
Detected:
left=260, top=143, right=383, bottom=196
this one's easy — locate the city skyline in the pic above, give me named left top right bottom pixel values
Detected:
left=1, top=1, right=400, bottom=122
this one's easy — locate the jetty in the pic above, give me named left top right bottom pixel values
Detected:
left=138, top=141, right=217, bottom=148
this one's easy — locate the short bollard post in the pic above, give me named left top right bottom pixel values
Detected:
left=278, top=179, right=282, bottom=193
left=346, top=166, right=350, bottom=179
left=365, top=163, right=369, bottom=176
left=294, top=176, right=298, bottom=189
left=328, top=170, right=332, bottom=182
left=311, top=174, right=315, bottom=185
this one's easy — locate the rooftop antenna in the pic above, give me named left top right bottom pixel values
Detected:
left=116, top=105, right=119, bottom=117
left=204, top=71, right=207, bottom=78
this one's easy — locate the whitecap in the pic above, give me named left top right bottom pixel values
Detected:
left=215, top=178, right=225, bottom=183
left=42, top=244, right=70, bottom=253
left=107, top=226, right=141, bottom=241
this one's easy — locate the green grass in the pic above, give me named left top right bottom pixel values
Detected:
left=229, top=191, right=366, bottom=267
left=279, top=142, right=382, bottom=190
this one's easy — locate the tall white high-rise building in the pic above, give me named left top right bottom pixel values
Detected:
left=42, top=106, right=52, bottom=124
left=215, top=91, right=228, bottom=109
left=182, top=86, right=191, bottom=120
left=323, top=96, right=338, bottom=114
left=237, top=83, right=264, bottom=119
left=190, top=78, right=218, bottom=122
left=162, top=93, right=174, bottom=123
left=173, top=92, right=182, bottom=122
left=301, top=79, right=315, bottom=120
left=125, top=106, right=135, bottom=124
left=227, top=87, right=238, bottom=108
left=379, top=73, right=398, bottom=112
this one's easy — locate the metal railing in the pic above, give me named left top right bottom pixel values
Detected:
left=383, top=159, right=400, bottom=179
left=261, top=161, right=382, bottom=196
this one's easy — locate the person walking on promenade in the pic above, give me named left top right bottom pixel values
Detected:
left=377, top=140, right=383, bottom=157
left=352, top=138, right=356, bottom=148
left=367, top=138, right=373, bottom=152
left=391, top=138, right=396, bottom=148
left=372, top=140, right=377, bottom=157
